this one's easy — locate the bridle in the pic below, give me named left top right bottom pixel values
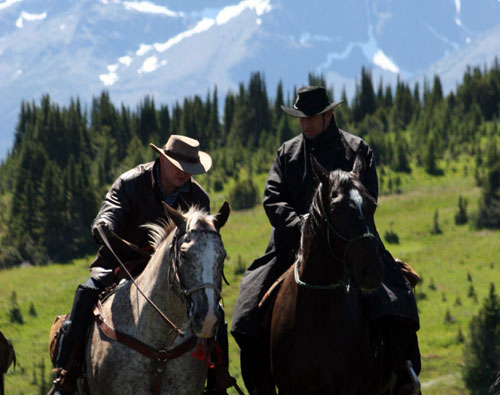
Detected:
left=169, top=228, right=224, bottom=314
left=294, top=184, right=378, bottom=292
left=97, top=225, right=224, bottom=336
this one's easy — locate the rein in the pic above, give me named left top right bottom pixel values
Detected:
left=97, top=225, right=185, bottom=336
left=294, top=186, right=377, bottom=292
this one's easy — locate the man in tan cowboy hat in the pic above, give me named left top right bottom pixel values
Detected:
left=231, top=86, right=421, bottom=395
left=49, top=135, right=229, bottom=395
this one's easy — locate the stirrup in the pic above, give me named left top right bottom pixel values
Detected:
left=406, top=360, right=420, bottom=394
left=46, top=369, right=70, bottom=395
left=397, top=360, right=420, bottom=395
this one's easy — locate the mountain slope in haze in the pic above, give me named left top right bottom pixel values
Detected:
left=1, top=0, right=500, bottom=158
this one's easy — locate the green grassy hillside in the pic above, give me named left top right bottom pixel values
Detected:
left=1, top=159, right=499, bottom=395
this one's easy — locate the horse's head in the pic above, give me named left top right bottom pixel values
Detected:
left=311, top=156, right=383, bottom=291
left=164, top=202, right=230, bottom=338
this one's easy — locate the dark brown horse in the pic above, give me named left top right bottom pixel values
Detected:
left=270, top=157, right=392, bottom=395
left=0, top=330, right=16, bottom=395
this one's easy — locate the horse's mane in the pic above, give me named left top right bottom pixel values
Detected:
left=144, top=206, right=216, bottom=249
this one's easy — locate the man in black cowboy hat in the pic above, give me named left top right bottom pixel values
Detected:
left=49, top=135, right=231, bottom=395
left=231, top=86, right=421, bottom=395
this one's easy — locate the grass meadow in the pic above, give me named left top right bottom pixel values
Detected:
left=1, top=158, right=499, bottom=394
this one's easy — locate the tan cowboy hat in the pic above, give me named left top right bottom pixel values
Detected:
left=281, top=86, right=343, bottom=117
left=150, top=135, right=212, bottom=175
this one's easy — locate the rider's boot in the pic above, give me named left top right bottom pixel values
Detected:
left=385, top=317, right=421, bottom=395
left=238, top=335, right=275, bottom=395
left=46, top=284, right=100, bottom=395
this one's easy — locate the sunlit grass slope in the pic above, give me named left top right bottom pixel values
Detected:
left=1, top=159, right=499, bottom=395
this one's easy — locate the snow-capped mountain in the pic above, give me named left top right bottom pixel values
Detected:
left=1, top=0, right=500, bottom=159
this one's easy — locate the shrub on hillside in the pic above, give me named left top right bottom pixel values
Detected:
left=430, top=209, right=442, bottom=234
left=384, top=222, right=400, bottom=244
left=463, top=283, right=500, bottom=395
left=228, top=178, right=259, bottom=210
left=454, top=195, right=468, bottom=225
left=0, top=245, right=22, bottom=268
left=9, top=291, right=24, bottom=324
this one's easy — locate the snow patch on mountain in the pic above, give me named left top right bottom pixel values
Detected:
left=123, top=1, right=183, bottom=17
left=15, top=10, right=47, bottom=28
left=319, top=22, right=400, bottom=76
left=99, top=0, right=272, bottom=87
left=0, top=0, right=21, bottom=11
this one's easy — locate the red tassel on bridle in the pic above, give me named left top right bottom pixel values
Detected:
left=191, top=340, right=215, bottom=368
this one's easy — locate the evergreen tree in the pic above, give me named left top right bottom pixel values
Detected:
left=158, top=104, right=171, bottom=140
left=392, top=78, right=414, bottom=130
left=138, top=95, right=159, bottom=144
left=430, top=74, right=444, bottom=109
left=476, top=159, right=500, bottom=228
left=208, top=87, right=221, bottom=146
left=277, top=114, right=294, bottom=144
left=423, top=134, right=439, bottom=174
left=352, top=67, right=377, bottom=123
left=247, top=72, right=272, bottom=147
left=431, top=209, right=442, bottom=234
left=171, top=101, right=182, bottom=133
left=455, top=195, right=468, bottom=225
left=307, top=72, right=326, bottom=88
left=274, top=80, right=284, bottom=124
left=392, top=132, right=411, bottom=172
left=463, top=283, right=500, bottom=395
left=223, top=91, right=235, bottom=145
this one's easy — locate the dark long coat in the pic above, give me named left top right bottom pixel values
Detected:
left=90, top=159, right=210, bottom=271
left=231, top=119, right=419, bottom=343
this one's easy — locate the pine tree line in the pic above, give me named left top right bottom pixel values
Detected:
left=1, top=62, right=500, bottom=267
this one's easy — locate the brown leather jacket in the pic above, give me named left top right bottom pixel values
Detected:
left=90, top=159, right=210, bottom=270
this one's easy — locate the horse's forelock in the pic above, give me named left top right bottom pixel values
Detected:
left=185, top=206, right=216, bottom=233
left=329, top=170, right=375, bottom=207
left=328, top=170, right=353, bottom=205
left=145, top=207, right=217, bottom=249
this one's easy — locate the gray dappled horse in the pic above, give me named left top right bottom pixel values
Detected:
left=0, top=330, right=16, bottom=395
left=84, top=203, right=230, bottom=395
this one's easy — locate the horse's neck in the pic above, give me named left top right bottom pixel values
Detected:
left=127, top=238, right=189, bottom=341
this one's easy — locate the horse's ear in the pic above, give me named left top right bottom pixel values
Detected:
left=351, top=154, right=365, bottom=178
left=162, top=202, right=186, bottom=232
left=214, top=201, right=230, bottom=230
left=311, top=156, right=329, bottom=187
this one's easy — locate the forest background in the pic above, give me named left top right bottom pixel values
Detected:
left=0, top=62, right=500, bottom=394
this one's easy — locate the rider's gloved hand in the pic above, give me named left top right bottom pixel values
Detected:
left=92, top=221, right=114, bottom=245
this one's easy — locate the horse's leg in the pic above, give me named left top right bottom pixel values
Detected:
left=239, top=336, right=276, bottom=395
left=0, top=375, right=4, bottom=395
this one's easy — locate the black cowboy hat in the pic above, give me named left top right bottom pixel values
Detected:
left=281, top=86, right=343, bottom=117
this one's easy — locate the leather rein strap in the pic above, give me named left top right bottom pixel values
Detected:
left=97, top=225, right=184, bottom=336
left=94, top=301, right=197, bottom=395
